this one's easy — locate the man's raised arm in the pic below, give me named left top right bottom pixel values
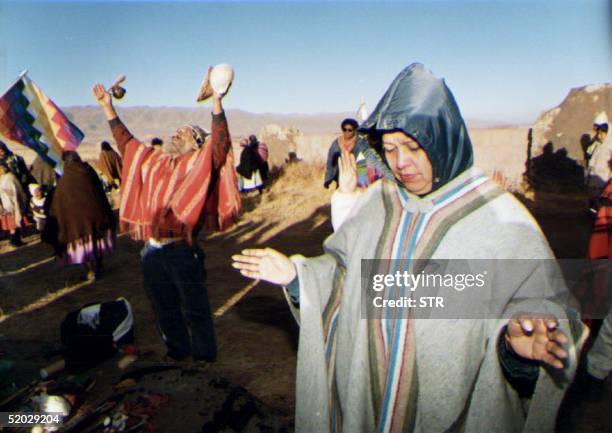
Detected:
left=92, top=83, right=134, bottom=156
left=209, top=92, right=232, bottom=170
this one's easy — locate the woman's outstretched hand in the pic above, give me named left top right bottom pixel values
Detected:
left=232, top=248, right=296, bottom=286
left=505, top=315, right=569, bottom=369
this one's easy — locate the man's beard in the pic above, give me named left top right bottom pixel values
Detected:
left=166, top=137, right=197, bottom=154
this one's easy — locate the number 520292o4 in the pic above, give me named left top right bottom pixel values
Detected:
left=0, top=412, right=63, bottom=427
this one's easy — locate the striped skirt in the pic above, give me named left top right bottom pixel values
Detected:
left=60, top=229, right=115, bottom=265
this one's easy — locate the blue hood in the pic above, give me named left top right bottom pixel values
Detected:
left=359, top=63, right=473, bottom=192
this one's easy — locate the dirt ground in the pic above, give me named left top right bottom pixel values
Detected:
left=0, top=163, right=610, bottom=432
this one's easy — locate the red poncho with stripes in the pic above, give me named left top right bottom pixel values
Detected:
left=110, top=112, right=241, bottom=242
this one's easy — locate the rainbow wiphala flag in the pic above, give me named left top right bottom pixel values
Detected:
left=0, top=73, right=84, bottom=173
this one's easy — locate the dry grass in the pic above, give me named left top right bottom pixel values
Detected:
left=214, top=161, right=332, bottom=245
left=252, top=162, right=330, bottom=214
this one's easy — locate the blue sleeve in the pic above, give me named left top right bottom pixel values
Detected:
left=324, top=140, right=340, bottom=188
left=285, top=274, right=300, bottom=305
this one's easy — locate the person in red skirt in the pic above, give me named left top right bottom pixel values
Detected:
left=0, top=162, right=27, bottom=246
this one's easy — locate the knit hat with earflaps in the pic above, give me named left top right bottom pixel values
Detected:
left=189, top=125, right=210, bottom=148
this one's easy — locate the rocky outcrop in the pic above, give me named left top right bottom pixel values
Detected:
left=528, top=83, right=612, bottom=191
left=531, top=83, right=612, bottom=161
left=258, top=124, right=302, bottom=167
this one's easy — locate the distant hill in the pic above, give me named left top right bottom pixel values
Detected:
left=63, top=106, right=518, bottom=145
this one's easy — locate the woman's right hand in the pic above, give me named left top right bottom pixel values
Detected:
left=232, top=248, right=296, bottom=286
left=338, top=148, right=358, bottom=194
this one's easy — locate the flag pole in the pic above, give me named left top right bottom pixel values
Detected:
left=0, top=69, right=28, bottom=100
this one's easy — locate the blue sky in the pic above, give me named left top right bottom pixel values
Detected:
left=0, top=0, right=610, bottom=123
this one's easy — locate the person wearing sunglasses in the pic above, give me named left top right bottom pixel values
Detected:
left=324, top=118, right=384, bottom=189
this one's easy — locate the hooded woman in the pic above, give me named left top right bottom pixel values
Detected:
left=237, top=135, right=265, bottom=194
left=43, top=151, right=116, bottom=279
left=0, top=162, right=27, bottom=246
left=233, top=64, right=585, bottom=433
left=98, top=140, right=123, bottom=189
left=250, top=134, right=269, bottom=182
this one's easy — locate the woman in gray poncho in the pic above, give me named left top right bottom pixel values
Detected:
left=233, top=64, right=586, bottom=433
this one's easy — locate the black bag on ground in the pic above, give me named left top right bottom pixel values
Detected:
left=60, top=297, right=134, bottom=366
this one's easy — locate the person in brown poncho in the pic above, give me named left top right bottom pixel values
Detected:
left=98, top=140, right=123, bottom=189
left=43, top=151, right=116, bottom=280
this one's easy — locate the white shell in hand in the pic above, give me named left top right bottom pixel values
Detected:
left=210, top=64, right=234, bottom=95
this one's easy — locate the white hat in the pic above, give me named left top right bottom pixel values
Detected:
left=594, top=111, right=608, bottom=125
left=28, top=183, right=41, bottom=195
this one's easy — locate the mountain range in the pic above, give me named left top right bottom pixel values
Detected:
left=63, top=106, right=523, bottom=145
